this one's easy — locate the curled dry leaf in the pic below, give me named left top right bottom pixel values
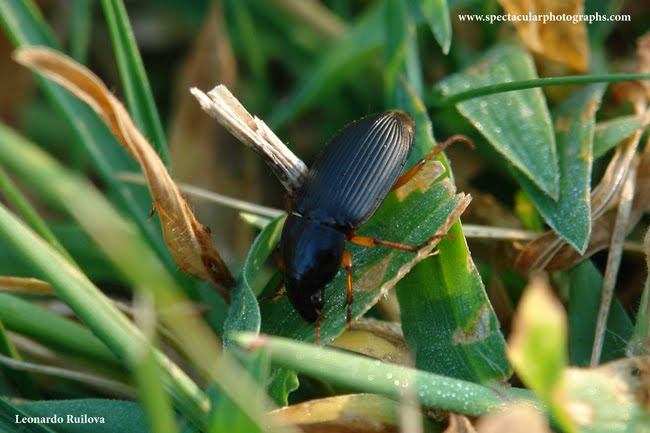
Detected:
left=13, top=47, right=235, bottom=300
left=497, top=0, right=589, bottom=72
left=329, top=319, right=414, bottom=367
left=475, top=402, right=550, bottom=433
left=443, top=413, right=477, bottom=433
left=269, top=393, right=424, bottom=433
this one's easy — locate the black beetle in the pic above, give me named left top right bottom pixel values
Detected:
left=278, top=110, right=469, bottom=343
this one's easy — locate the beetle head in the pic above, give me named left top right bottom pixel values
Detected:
left=280, top=214, right=345, bottom=322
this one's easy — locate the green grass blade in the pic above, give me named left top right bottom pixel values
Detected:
left=434, top=42, right=559, bottom=198
left=409, top=0, right=451, bottom=54
left=568, top=260, right=633, bottom=365
left=0, top=294, right=120, bottom=367
left=233, top=333, right=535, bottom=416
left=396, top=223, right=511, bottom=383
left=514, top=84, right=606, bottom=253
left=268, top=5, right=383, bottom=128
left=0, top=320, right=41, bottom=399
left=69, top=0, right=93, bottom=63
left=0, top=204, right=210, bottom=428
left=132, top=341, right=176, bottom=433
left=99, top=0, right=170, bottom=168
left=593, top=114, right=648, bottom=159
left=19, top=399, right=150, bottom=433
left=0, top=398, right=57, bottom=433
left=0, top=166, right=74, bottom=264
left=224, top=217, right=285, bottom=346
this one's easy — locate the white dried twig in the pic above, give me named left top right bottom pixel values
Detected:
left=191, top=85, right=307, bottom=192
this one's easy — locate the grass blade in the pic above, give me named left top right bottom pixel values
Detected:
left=99, top=0, right=170, bottom=167
left=514, top=84, right=606, bottom=253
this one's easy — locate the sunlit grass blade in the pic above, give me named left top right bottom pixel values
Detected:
left=233, top=332, right=535, bottom=416
left=100, top=0, right=169, bottom=168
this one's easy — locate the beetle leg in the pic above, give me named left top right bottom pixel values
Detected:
left=341, top=250, right=354, bottom=331
left=349, top=233, right=454, bottom=252
left=391, top=135, right=474, bottom=191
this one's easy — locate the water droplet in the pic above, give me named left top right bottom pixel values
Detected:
left=495, top=127, right=502, bottom=133
left=480, top=101, right=487, bottom=108
left=368, top=375, right=375, bottom=381
left=386, top=373, right=393, bottom=380
left=394, top=380, right=400, bottom=386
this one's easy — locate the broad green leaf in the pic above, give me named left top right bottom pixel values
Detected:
left=434, top=43, right=559, bottom=198
left=269, top=5, right=383, bottom=128
left=408, top=0, right=451, bottom=54
left=99, top=0, right=170, bottom=168
left=260, top=179, right=469, bottom=395
left=18, top=399, right=149, bottom=433
left=224, top=217, right=285, bottom=346
left=0, top=398, right=56, bottom=433
left=568, top=260, right=634, bottom=365
left=508, top=276, right=574, bottom=432
left=394, top=88, right=510, bottom=383
left=0, top=1, right=175, bottom=275
left=396, top=223, right=511, bottom=383
left=514, top=84, right=606, bottom=253
left=593, top=114, right=647, bottom=159
left=233, top=333, right=535, bottom=416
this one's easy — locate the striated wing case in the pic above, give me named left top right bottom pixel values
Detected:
left=295, top=111, right=415, bottom=228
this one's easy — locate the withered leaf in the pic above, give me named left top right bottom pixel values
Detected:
left=13, top=47, right=234, bottom=300
left=497, top=0, right=589, bottom=72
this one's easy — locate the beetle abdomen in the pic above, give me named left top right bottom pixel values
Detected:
left=295, top=111, right=415, bottom=228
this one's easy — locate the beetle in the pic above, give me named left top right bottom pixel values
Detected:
left=278, top=110, right=470, bottom=343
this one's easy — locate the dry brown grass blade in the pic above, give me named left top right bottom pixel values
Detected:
left=269, top=394, right=412, bottom=433
left=0, top=276, right=55, bottom=296
left=497, top=0, right=589, bottom=72
left=474, top=402, right=551, bottom=433
left=13, top=46, right=235, bottom=300
left=329, top=319, right=414, bottom=367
